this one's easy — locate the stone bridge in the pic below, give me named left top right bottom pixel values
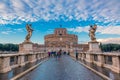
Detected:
left=0, top=51, right=120, bottom=80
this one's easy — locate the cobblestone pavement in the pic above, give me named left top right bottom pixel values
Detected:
left=19, top=55, right=103, bottom=80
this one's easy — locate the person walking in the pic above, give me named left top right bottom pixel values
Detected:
left=75, top=50, right=78, bottom=60
left=57, top=50, right=62, bottom=58
left=48, top=52, right=50, bottom=57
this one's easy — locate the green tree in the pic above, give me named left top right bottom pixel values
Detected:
left=0, top=43, right=19, bottom=52
left=99, top=44, right=120, bottom=52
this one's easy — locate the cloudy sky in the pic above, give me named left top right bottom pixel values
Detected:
left=0, top=0, right=120, bottom=44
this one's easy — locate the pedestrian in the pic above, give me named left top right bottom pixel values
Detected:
left=57, top=50, right=61, bottom=58
left=75, top=50, right=78, bottom=60
left=67, top=51, right=70, bottom=55
left=48, top=52, right=50, bottom=57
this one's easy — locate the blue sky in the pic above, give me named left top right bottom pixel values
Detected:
left=0, top=0, right=120, bottom=44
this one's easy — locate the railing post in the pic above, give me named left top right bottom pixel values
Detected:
left=43, top=53, right=45, bottom=58
left=97, top=54, right=104, bottom=67
left=42, top=53, right=44, bottom=59
left=37, top=54, right=40, bottom=60
left=86, top=53, right=93, bottom=63
left=112, top=56, right=120, bottom=73
left=0, top=56, right=11, bottom=73
left=28, top=54, right=36, bottom=63
left=41, top=53, right=43, bottom=59
left=81, top=53, right=84, bottom=60
left=18, top=55, right=25, bottom=66
left=39, top=53, right=41, bottom=60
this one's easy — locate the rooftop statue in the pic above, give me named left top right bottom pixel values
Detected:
left=89, top=24, right=97, bottom=42
left=25, top=24, right=33, bottom=42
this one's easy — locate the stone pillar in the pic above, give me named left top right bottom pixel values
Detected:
left=88, top=41, right=101, bottom=53
left=45, top=53, right=47, bottom=57
left=43, top=53, right=45, bottom=58
left=36, top=54, right=40, bottom=60
left=0, top=57, right=11, bottom=73
left=41, top=53, right=43, bottom=59
left=39, top=53, right=41, bottom=60
left=40, top=53, right=42, bottom=59
left=80, top=53, right=83, bottom=60
left=43, top=53, right=46, bottom=58
left=42, top=53, right=44, bottom=59
left=86, top=53, right=93, bottom=63
left=18, top=55, right=25, bottom=66
left=112, top=56, right=120, bottom=73
left=28, top=54, right=36, bottom=63
left=19, top=42, right=34, bottom=53
left=78, top=53, right=82, bottom=59
left=97, top=54, right=104, bottom=67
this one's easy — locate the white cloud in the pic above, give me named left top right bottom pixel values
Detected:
left=97, top=38, right=120, bottom=44
left=67, top=25, right=120, bottom=35
left=98, top=26, right=120, bottom=35
left=0, top=0, right=119, bottom=24
left=46, top=29, right=54, bottom=34
left=1, top=30, right=13, bottom=34
left=14, top=28, right=24, bottom=32
left=1, top=31, right=9, bottom=34
left=0, top=28, right=24, bottom=35
left=67, top=26, right=89, bottom=33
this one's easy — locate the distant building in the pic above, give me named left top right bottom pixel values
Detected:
left=45, top=28, right=77, bottom=48
left=43, top=28, right=89, bottom=53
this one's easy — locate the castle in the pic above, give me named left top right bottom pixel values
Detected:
left=44, top=28, right=89, bottom=53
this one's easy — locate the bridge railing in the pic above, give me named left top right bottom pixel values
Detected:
left=0, top=52, right=48, bottom=73
left=71, top=52, right=120, bottom=73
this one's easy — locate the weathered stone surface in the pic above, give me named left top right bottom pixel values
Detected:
left=19, top=42, right=34, bottom=53
left=88, top=41, right=101, bottom=53
left=18, top=55, right=25, bottom=66
left=0, top=57, right=11, bottom=73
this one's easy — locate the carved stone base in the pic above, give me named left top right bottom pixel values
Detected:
left=88, top=41, right=101, bottom=53
left=19, top=41, right=34, bottom=53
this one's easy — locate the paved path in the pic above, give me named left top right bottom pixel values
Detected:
left=19, top=55, right=103, bottom=80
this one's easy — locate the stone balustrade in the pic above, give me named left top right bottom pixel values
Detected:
left=0, top=52, right=48, bottom=73
left=71, top=52, right=120, bottom=73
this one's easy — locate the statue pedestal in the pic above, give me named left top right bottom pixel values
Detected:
left=88, top=41, right=101, bottom=53
left=19, top=42, right=34, bottom=53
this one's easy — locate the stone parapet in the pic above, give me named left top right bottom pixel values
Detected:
left=78, top=52, right=120, bottom=73
left=0, top=52, right=48, bottom=73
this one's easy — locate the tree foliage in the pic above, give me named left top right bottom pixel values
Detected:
left=0, top=43, right=19, bottom=51
left=100, top=43, right=120, bottom=52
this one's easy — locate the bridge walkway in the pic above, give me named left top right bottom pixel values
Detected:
left=19, top=55, right=103, bottom=80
